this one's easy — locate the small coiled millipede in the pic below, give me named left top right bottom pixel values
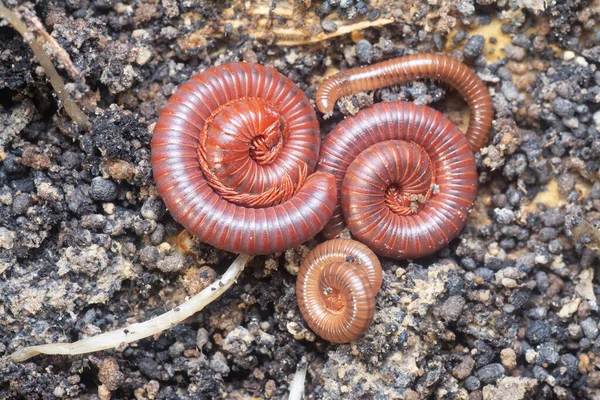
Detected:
left=296, top=239, right=382, bottom=343
left=316, top=53, right=494, bottom=153
left=151, top=63, right=336, bottom=255
left=317, top=101, right=479, bottom=259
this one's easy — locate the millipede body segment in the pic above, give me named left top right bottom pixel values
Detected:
left=152, top=63, right=336, bottom=255
left=317, top=101, right=478, bottom=259
left=296, top=239, right=382, bottom=343
left=316, top=53, right=494, bottom=152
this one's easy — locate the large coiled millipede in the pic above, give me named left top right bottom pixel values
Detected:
left=296, top=239, right=382, bottom=343
left=151, top=63, right=336, bottom=255
left=317, top=101, right=479, bottom=259
left=316, top=53, right=494, bottom=153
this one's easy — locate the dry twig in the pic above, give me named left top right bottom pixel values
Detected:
left=0, top=6, right=89, bottom=130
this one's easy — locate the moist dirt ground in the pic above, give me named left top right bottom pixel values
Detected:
left=1, top=0, right=600, bottom=399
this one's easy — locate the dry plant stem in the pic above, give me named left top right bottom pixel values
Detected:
left=187, top=1, right=394, bottom=47
left=21, top=7, right=80, bottom=79
left=0, top=6, right=90, bottom=130
left=10, top=254, right=253, bottom=362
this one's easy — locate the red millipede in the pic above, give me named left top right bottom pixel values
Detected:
left=316, top=53, right=494, bottom=152
left=151, top=63, right=337, bottom=255
left=296, top=239, right=382, bottom=343
left=317, top=101, right=478, bottom=259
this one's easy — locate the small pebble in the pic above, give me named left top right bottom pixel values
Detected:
left=367, top=9, right=380, bottom=21
left=141, top=198, right=165, bottom=221
left=511, top=33, right=531, bottom=48
left=461, top=257, right=477, bottom=270
left=548, top=239, right=563, bottom=254
left=168, top=342, right=185, bottom=359
left=452, top=356, right=475, bottom=380
left=588, top=371, right=600, bottom=389
left=196, top=328, right=211, bottom=351
left=526, top=320, right=552, bottom=344
left=541, top=210, right=565, bottom=227
left=463, top=35, right=485, bottom=58
left=580, top=317, right=599, bottom=340
left=89, top=177, right=117, bottom=202
left=453, top=29, right=468, bottom=43
left=59, top=151, right=81, bottom=169
left=81, top=214, right=107, bottom=230
left=464, top=376, right=481, bottom=391
left=501, top=81, right=520, bottom=102
left=156, top=252, right=186, bottom=273
left=551, top=98, right=575, bottom=118
left=505, top=44, right=527, bottom=61
left=138, top=358, right=162, bottom=380
left=209, top=351, right=230, bottom=375
left=537, top=342, right=560, bottom=365
left=494, top=208, right=515, bottom=224
left=475, top=363, right=505, bottom=384
left=139, top=246, right=160, bottom=267
left=0, top=227, right=15, bottom=249
left=182, top=266, right=217, bottom=295
left=538, top=227, right=557, bottom=242
left=0, top=186, right=13, bottom=205
left=12, top=193, right=32, bottom=215
left=150, top=224, right=165, bottom=244
left=500, top=348, right=517, bottom=369
left=527, top=307, right=547, bottom=320
left=97, top=357, right=125, bottom=392
left=532, top=365, right=549, bottom=380
left=563, top=50, right=576, bottom=60
left=563, top=117, right=579, bottom=129
left=474, top=268, right=494, bottom=282
left=568, top=323, right=583, bottom=339
left=356, top=39, right=374, bottom=64
left=473, top=340, right=495, bottom=368
left=525, top=349, right=538, bottom=364
left=440, top=295, right=465, bottom=322
left=510, top=290, right=529, bottom=308
left=321, top=20, right=338, bottom=33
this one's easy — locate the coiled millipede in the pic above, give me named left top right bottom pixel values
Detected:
left=317, top=101, right=479, bottom=259
left=151, top=62, right=336, bottom=255
left=316, top=53, right=494, bottom=153
left=296, top=239, right=382, bottom=343
left=315, top=54, right=492, bottom=258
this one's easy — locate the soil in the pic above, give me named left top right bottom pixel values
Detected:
left=1, top=0, right=600, bottom=399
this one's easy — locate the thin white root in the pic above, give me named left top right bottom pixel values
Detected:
left=0, top=5, right=90, bottom=130
left=10, top=254, right=253, bottom=362
left=288, top=356, right=308, bottom=400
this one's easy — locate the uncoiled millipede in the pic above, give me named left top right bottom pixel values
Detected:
left=316, top=53, right=494, bottom=152
left=317, top=101, right=478, bottom=259
left=151, top=63, right=337, bottom=255
left=296, top=239, right=382, bottom=343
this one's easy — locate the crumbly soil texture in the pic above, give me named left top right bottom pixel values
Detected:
left=1, top=0, right=600, bottom=399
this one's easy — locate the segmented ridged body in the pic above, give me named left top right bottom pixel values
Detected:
left=152, top=63, right=336, bottom=255
left=317, top=102, right=478, bottom=259
left=296, top=239, right=382, bottom=343
left=316, top=53, right=494, bottom=152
